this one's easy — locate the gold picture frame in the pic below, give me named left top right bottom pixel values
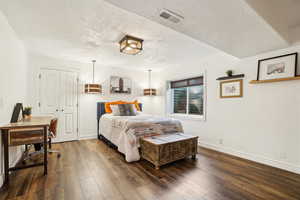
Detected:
left=220, top=79, right=243, bottom=98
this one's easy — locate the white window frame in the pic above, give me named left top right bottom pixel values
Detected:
left=167, top=73, right=206, bottom=121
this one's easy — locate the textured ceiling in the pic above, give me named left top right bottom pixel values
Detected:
left=245, top=0, right=300, bottom=44
left=0, top=0, right=224, bottom=71
left=1, top=0, right=299, bottom=70
left=105, top=0, right=296, bottom=58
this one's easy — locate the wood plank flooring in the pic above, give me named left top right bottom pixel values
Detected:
left=1, top=139, right=300, bottom=200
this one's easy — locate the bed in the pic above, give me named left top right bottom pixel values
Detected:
left=96, top=102, right=183, bottom=162
left=97, top=102, right=143, bottom=142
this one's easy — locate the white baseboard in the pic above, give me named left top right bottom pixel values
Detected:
left=199, top=141, right=300, bottom=175
left=79, top=135, right=98, bottom=140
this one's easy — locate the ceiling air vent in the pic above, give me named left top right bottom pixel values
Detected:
left=159, top=9, right=184, bottom=23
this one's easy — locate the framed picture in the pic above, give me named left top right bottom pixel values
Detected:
left=257, top=53, right=298, bottom=81
left=220, top=79, right=243, bottom=98
left=110, top=76, right=132, bottom=94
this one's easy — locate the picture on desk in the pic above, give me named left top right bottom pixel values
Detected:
left=10, top=103, right=23, bottom=123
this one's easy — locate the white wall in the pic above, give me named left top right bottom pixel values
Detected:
left=155, top=46, right=300, bottom=174
left=26, top=53, right=158, bottom=139
left=0, top=11, right=28, bottom=185
left=26, top=44, right=300, bottom=174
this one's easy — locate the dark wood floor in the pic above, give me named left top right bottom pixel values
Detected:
left=1, top=139, right=300, bottom=200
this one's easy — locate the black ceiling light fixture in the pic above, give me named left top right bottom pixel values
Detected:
left=119, top=35, right=144, bottom=55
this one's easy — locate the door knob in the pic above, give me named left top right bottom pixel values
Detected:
left=56, top=109, right=58, bottom=112
left=61, top=109, right=64, bottom=112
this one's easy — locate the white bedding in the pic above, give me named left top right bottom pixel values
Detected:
left=99, top=113, right=183, bottom=162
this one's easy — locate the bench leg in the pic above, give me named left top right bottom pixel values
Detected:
left=192, top=154, right=196, bottom=160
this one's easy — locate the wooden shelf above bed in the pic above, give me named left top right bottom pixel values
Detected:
left=249, top=76, right=300, bottom=84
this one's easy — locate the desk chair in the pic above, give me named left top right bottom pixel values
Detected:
left=23, top=118, right=60, bottom=163
left=48, top=118, right=61, bottom=157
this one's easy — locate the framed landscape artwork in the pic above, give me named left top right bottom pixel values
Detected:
left=257, top=53, right=298, bottom=81
left=110, top=76, right=132, bottom=94
left=220, top=79, right=243, bottom=98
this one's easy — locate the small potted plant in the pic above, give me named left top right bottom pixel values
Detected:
left=226, top=70, right=233, bottom=77
left=23, top=107, right=32, bottom=119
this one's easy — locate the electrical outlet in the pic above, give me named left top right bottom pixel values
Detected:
left=279, top=152, right=287, bottom=160
left=219, top=139, right=223, bottom=145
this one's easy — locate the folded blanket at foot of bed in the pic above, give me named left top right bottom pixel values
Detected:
left=117, top=119, right=183, bottom=162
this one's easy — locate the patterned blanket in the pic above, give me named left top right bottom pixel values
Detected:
left=115, top=117, right=183, bottom=162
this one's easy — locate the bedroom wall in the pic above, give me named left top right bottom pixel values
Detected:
left=0, top=11, right=29, bottom=186
left=155, top=45, right=300, bottom=174
left=26, top=53, right=158, bottom=140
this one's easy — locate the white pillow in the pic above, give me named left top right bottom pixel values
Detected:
left=110, top=105, right=120, bottom=116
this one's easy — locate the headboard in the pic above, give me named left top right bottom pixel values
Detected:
left=97, top=102, right=142, bottom=136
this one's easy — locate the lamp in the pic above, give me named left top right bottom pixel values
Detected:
left=119, top=35, right=143, bottom=55
left=84, top=60, right=102, bottom=94
left=144, top=69, right=157, bottom=96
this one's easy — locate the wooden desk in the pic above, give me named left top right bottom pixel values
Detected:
left=0, top=116, right=53, bottom=186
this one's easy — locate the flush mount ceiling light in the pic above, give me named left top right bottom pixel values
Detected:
left=119, top=35, right=144, bottom=55
left=144, top=69, right=157, bottom=96
left=85, top=60, right=102, bottom=94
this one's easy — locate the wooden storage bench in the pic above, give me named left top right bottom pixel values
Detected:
left=140, top=133, right=198, bottom=169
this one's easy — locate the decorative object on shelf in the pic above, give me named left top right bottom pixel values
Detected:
left=110, top=76, right=132, bottom=94
left=226, top=70, right=233, bottom=77
left=144, top=69, right=157, bottom=96
left=256, top=53, right=298, bottom=81
left=216, top=74, right=245, bottom=81
left=85, top=60, right=102, bottom=94
left=119, top=35, right=144, bottom=55
left=220, top=79, right=243, bottom=98
left=23, top=107, right=32, bottom=119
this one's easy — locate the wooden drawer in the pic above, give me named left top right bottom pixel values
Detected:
left=9, top=128, right=44, bottom=146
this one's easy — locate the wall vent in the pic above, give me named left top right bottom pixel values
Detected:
left=159, top=9, right=184, bottom=23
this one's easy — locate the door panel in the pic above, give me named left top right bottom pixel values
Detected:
left=59, top=71, right=78, bottom=141
left=39, top=69, right=78, bottom=142
left=40, top=69, right=59, bottom=114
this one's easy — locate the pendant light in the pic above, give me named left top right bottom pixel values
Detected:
left=144, top=69, right=157, bottom=96
left=84, top=60, right=102, bottom=94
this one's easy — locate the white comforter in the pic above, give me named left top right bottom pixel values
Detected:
left=99, top=113, right=183, bottom=162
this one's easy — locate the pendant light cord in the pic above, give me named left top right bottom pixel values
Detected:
left=92, top=60, right=96, bottom=83
left=148, top=69, right=152, bottom=96
left=148, top=69, right=152, bottom=89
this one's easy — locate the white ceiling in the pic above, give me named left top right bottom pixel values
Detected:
left=245, top=0, right=300, bottom=44
left=1, top=0, right=300, bottom=71
left=0, top=0, right=224, bottom=71
left=105, top=0, right=300, bottom=57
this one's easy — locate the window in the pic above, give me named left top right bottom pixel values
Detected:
left=170, top=77, right=204, bottom=116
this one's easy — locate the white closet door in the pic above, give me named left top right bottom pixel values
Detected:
left=39, top=69, right=78, bottom=142
left=59, top=71, right=78, bottom=141
left=40, top=69, right=60, bottom=114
